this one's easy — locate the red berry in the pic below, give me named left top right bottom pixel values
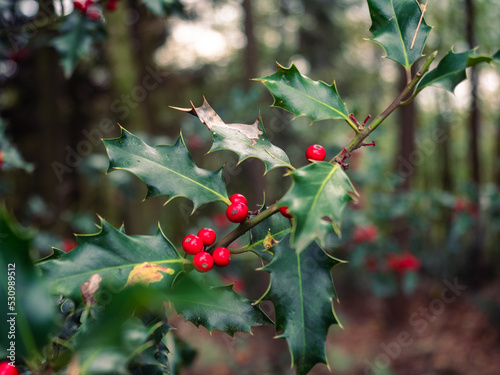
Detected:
left=106, top=0, right=118, bottom=11
left=229, top=194, right=247, bottom=205
left=226, top=202, right=249, bottom=223
left=306, top=144, right=326, bottom=162
left=352, top=224, right=378, bottom=244
left=279, top=206, right=293, bottom=219
left=193, top=252, right=214, bottom=272
left=87, top=10, right=100, bottom=20
left=182, top=234, right=203, bottom=255
left=62, top=238, right=77, bottom=253
left=212, top=247, right=231, bottom=267
left=73, top=0, right=87, bottom=12
left=0, top=150, right=3, bottom=169
left=197, top=228, right=216, bottom=246
left=0, top=362, right=20, bottom=375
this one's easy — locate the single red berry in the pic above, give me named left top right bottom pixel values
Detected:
left=226, top=202, right=249, bottom=223
left=306, top=144, right=326, bottom=162
left=197, top=228, right=216, bottom=246
left=62, top=238, right=77, bottom=253
left=213, top=247, right=231, bottom=267
left=87, top=10, right=100, bottom=20
left=229, top=193, right=247, bottom=205
left=0, top=362, right=21, bottom=375
left=106, top=0, right=118, bottom=11
left=182, top=234, right=203, bottom=255
left=193, top=252, right=214, bottom=272
left=279, top=206, right=293, bottom=219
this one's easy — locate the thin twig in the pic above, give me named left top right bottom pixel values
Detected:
left=411, top=0, right=429, bottom=50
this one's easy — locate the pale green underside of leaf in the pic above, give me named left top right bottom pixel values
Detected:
left=417, top=49, right=494, bottom=93
left=103, top=127, right=229, bottom=211
left=280, top=162, right=358, bottom=253
left=367, top=0, right=431, bottom=69
left=259, top=237, right=344, bottom=375
left=39, top=219, right=186, bottom=300
left=255, top=63, right=349, bottom=124
left=173, top=98, right=291, bottom=173
left=140, top=0, right=169, bottom=15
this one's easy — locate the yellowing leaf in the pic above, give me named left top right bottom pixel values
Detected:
left=126, top=262, right=175, bottom=287
left=263, top=232, right=278, bottom=249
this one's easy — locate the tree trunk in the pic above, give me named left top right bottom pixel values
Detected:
left=242, top=0, right=258, bottom=89
left=395, top=67, right=417, bottom=193
left=241, top=0, right=264, bottom=206
left=462, top=0, right=484, bottom=287
left=465, top=0, right=481, bottom=186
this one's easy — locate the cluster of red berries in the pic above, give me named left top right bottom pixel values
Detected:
left=226, top=194, right=249, bottom=223
left=0, top=362, right=20, bottom=375
left=73, top=0, right=119, bottom=19
left=182, top=228, right=231, bottom=272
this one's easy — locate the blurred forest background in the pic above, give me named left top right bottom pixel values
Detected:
left=1, top=0, right=500, bottom=374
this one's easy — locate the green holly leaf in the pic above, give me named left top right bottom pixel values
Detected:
left=254, top=63, right=350, bottom=124
left=103, top=127, right=230, bottom=210
left=173, top=99, right=292, bottom=173
left=140, top=0, right=182, bottom=15
left=367, top=0, right=432, bottom=70
left=258, top=237, right=344, bottom=375
left=417, top=49, right=494, bottom=93
left=72, top=286, right=171, bottom=374
left=0, top=205, right=57, bottom=358
left=246, top=212, right=291, bottom=262
left=280, top=162, right=357, bottom=253
left=39, top=219, right=188, bottom=301
left=494, top=50, right=500, bottom=62
left=171, top=274, right=273, bottom=336
left=52, top=12, right=106, bottom=78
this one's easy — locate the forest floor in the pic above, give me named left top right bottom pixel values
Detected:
left=171, top=275, right=500, bottom=375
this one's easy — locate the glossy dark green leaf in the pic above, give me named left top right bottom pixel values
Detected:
left=171, top=274, right=273, bottom=336
left=280, top=162, right=358, bottom=253
left=0, top=206, right=57, bottom=358
left=103, top=127, right=229, bottom=210
left=173, top=98, right=292, bottom=173
left=367, top=0, right=431, bottom=70
left=52, top=12, right=106, bottom=78
left=494, top=50, right=500, bottom=62
left=259, top=237, right=344, bottom=375
left=246, top=211, right=291, bottom=262
left=417, top=49, right=494, bottom=93
left=255, top=63, right=349, bottom=124
left=39, top=219, right=187, bottom=301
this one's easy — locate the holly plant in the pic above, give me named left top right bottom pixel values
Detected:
left=1, top=1, right=499, bottom=374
